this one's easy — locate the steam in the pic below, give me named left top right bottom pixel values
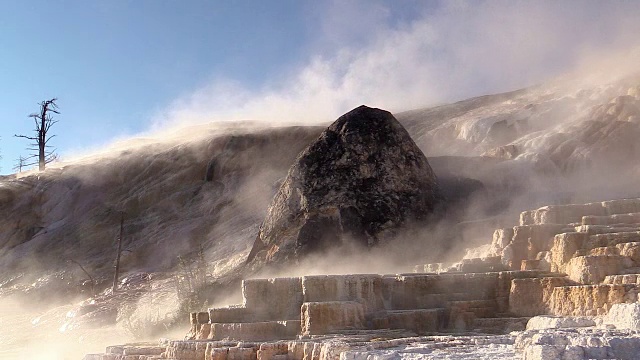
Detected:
left=3, top=2, right=640, bottom=359
left=52, top=2, right=640, bottom=169
left=0, top=296, right=131, bottom=360
left=152, top=1, right=640, bottom=129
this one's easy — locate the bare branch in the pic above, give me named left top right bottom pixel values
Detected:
left=44, top=135, right=56, bottom=144
left=14, top=134, right=38, bottom=141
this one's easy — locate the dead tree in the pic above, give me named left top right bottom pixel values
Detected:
left=113, top=213, right=125, bottom=293
left=15, top=98, right=59, bottom=171
left=13, top=156, right=27, bottom=173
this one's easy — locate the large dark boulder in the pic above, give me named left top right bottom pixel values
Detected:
left=246, top=105, right=443, bottom=264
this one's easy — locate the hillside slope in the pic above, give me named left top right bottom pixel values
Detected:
left=0, top=124, right=324, bottom=300
left=1, top=73, right=640, bottom=303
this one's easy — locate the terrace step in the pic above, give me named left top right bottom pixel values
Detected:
left=586, top=231, right=640, bottom=249
left=603, top=273, right=640, bottom=285
left=472, top=316, right=530, bottom=334
left=210, top=320, right=301, bottom=341
left=550, top=284, right=639, bottom=316
left=582, top=213, right=640, bottom=226
left=448, top=299, right=498, bottom=318
left=370, top=309, right=445, bottom=334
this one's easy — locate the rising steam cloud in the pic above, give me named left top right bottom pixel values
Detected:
left=151, top=1, right=640, bottom=129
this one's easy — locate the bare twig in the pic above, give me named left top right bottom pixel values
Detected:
left=67, top=258, right=96, bottom=297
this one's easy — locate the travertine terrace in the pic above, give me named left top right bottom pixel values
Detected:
left=86, top=197, right=640, bottom=360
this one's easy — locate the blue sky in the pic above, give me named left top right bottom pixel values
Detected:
left=1, top=1, right=640, bottom=174
left=0, top=1, right=317, bottom=173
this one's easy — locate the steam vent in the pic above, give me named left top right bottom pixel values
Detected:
left=246, top=105, right=442, bottom=264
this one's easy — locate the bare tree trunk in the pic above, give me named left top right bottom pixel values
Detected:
left=38, top=107, right=46, bottom=171
left=39, top=132, right=45, bottom=171
left=113, top=214, right=124, bottom=293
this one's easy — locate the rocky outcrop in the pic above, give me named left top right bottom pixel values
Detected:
left=509, top=277, right=573, bottom=317
left=549, top=284, right=638, bottom=317
left=247, top=105, right=443, bottom=265
left=516, top=327, right=640, bottom=360
left=604, top=303, right=640, bottom=330
left=565, top=255, right=629, bottom=284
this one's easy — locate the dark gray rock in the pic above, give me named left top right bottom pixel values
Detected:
left=247, top=105, right=443, bottom=264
